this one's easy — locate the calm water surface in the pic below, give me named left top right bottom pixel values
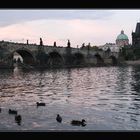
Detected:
left=0, top=66, right=140, bottom=131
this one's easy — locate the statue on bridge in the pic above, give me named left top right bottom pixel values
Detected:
left=81, top=43, right=85, bottom=49
left=54, top=41, right=56, bottom=47
left=67, top=40, right=71, bottom=47
left=40, top=38, right=43, bottom=46
left=88, top=43, right=91, bottom=50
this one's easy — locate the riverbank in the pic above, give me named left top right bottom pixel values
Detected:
left=1, top=60, right=140, bottom=70
left=0, top=63, right=124, bottom=70
left=125, top=60, right=140, bottom=65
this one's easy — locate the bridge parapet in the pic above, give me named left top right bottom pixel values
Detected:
left=0, top=41, right=116, bottom=58
left=0, top=41, right=120, bottom=68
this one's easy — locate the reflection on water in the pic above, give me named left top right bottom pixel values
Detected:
left=1, top=66, right=140, bottom=130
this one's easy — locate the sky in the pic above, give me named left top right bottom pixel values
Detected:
left=0, top=9, right=140, bottom=47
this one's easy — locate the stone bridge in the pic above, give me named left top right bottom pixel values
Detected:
left=0, top=41, right=120, bottom=68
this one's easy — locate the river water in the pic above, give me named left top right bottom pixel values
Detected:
left=0, top=66, right=140, bottom=131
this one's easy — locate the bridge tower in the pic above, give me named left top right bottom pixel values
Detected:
left=132, top=22, right=140, bottom=46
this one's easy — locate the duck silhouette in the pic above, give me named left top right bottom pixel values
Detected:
left=8, top=109, right=17, bottom=115
left=15, top=115, right=22, bottom=125
left=56, top=114, right=62, bottom=123
left=71, top=119, right=86, bottom=126
left=36, top=102, right=46, bottom=107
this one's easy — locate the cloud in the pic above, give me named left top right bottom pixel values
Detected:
left=0, top=10, right=114, bottom=27
left=0, top=18, right=121, bottom=47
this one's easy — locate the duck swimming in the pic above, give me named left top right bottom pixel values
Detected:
left=8, top=109, right=17, bottom=115
left=15, top=115, right=22, bottom=122
left=71, top=119, right=86, bottom=126
left=36, top=102, right=46, bottom=107
left=56, top=114, right=62, bottom=123
left=15, top=115, right=22, bottom=125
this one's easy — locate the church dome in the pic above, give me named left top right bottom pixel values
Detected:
left=116, top=30, right=128, bottom=40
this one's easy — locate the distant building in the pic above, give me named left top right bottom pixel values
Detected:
left=132, top=22, right=140, bottom=46
left=102, top=43, right=120, bottom=53
left=116, top=30, right=129, bottom=47
left=98, top=30, right=129, bottom=53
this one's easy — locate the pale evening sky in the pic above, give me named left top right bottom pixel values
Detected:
left=0, top=9, right=140, bottom=47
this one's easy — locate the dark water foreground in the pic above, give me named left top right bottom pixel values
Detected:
left=0, top=66, right=140, bottom=131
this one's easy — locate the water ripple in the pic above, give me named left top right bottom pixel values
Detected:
left=0, top=66, right=140, bottom=130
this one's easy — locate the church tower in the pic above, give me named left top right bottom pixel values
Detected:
left=132, top=22, right=140, bottom=46
left=116, top=30, right=129, bottom=47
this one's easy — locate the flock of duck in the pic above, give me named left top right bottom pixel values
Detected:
left=0, top=108, right=22, bottom=125
left=0, top=102, right=87, bottom=127
left=56, top=114, right=86, bottom=126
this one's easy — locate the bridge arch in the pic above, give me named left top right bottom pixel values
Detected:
left=109, top=55, right=118, bottom=65
left=72, top=52, right=85, bottom=65
left=47, top=51, right=64, bottom=67
left=11, top=48, right=36, bottom=65
left=94, top=53, right=104, bottom=65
